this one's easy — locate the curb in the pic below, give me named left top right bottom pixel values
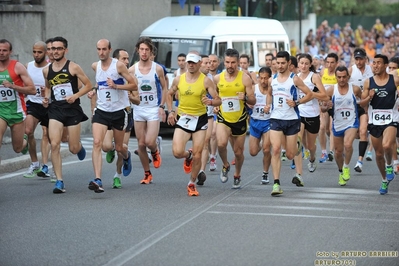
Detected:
left=0, top=148, right=71, bottom=174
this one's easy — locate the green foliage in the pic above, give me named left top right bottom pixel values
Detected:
left=224, top=0, right=239, bottom=16
left=313, top=0, right=399, bottom=16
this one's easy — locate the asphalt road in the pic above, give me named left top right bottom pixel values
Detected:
left=1, top=136, right=399, bottom=266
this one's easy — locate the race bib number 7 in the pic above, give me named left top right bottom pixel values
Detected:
left=177, top=114, right=199, bottom=131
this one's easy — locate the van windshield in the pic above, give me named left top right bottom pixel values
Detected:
left=137, top=38, right=211, bottom=72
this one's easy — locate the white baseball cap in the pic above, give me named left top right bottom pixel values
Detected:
left=186, top=53, right=201, bottom=63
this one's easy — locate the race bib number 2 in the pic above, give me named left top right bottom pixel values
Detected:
left=372, top=109, right=393, bottom=125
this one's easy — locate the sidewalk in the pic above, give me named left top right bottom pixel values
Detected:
left=1, top=138, right=72, bottom=174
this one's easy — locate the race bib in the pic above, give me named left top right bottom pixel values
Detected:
left=372, top=109, right=393, bottom=125
left=139, top=91, right=157, bottom=106
left=221, top=96, right=240, bottom=112
left=53, top=83, right=73, bottom=101
left=98, top=85, right=119, bottom=103
left=0, top=85, right=16, bottom=102
left=177, top=114, right=199, bottom=131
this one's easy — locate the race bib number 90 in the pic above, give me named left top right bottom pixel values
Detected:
left=0, top=85, right=16, bottom=102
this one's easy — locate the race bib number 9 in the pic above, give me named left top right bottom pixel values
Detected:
left=221, top=96, right=240, bottom=112
left=372, top=109, right=393, bottom=125
left=0, top=85, right=16, bottom=102
left=177, top=114, right=199, bottom=131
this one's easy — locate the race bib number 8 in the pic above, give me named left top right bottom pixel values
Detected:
left=221, top=96, right=240, bottom=112
left=177, top=114, right=199, bottom=131
left=372, top=109, right=393, bottom=125
left=53, top=83, right=73, bottom=101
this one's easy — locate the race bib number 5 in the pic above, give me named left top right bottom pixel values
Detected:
left=372, top=109, right=393, bottom=125
left=177, top=114, right=199, bottom=131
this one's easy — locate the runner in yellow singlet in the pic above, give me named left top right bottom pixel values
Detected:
left=319, top=52, right=338, bottom=163
left=167, top=51, right=221, bottom=196
left=213, top=48, right=255, bottom=189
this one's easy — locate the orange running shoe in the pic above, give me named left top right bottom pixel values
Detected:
left=183, top=149, right=193, bottom=174
left=187, top=184, right=199, bottom=196
left=152, top=150, right=162, bottom=168
left=140, top=173, right=153, bottom=184
left=231, top=158, right=236, bottom=165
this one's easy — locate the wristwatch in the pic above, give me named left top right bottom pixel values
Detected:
left=295, top=100, right=300, bottom=106
left=159, top=105, right=165, bottom=109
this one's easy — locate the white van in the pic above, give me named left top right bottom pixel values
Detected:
left=135, top=15, right=290, bottom=75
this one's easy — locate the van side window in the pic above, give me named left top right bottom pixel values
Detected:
left=278, top=41, right=285, bottom=52
left=232, top=41, right=254, bottom=66
left=217, top=42, right=227, bottom=58
left=257, top=42, right=277, bottom=67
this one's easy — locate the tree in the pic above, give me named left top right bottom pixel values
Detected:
left=224, top=0, right=239, bottom=16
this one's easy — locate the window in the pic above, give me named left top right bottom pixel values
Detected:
left=257, top=41, right=277, bottom=67
left=232, top=41, right=254, bottom=66
left=130, top=38, right=211, bottom=71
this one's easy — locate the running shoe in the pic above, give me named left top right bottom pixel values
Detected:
left=292, top=174, right=304, bottom=187
left=23, top=163, right=41, bottom=178
left=379, top=181, right=388, bottom=195
left=354, top=161, right=363, bottom=173
left=152, top=150, right=162, bottom=168
left=37, top=164, right=50, bottom=178
left=328, top=151, right=334, bottom=161
left=50, top=172, right=57, bottom=183
left=271, top=183, right=283, bottom=196
left=197, top=170, right=206, bottom=186
left=338, top=173, right=346, bottom=186
left=21, top=134, right=29, bottom=155
left=231, top=158, right=236, bottom=165
left=220, top=164, right=230, bottom=183
left=303, top=149, right=310, bottom=160
left=88, top=179, right=104, bottom=193
left=365, top=151, right=373, bottom=161
left=53, top=180, right=65, bottom=193
left=140, top=173, right=153, bottom=184
left=307, top=159, right=317, bottom=173
left=296, top=136, right=303, bottom=156
left=209, top=157, right=217, bottom=171
left=106, top=149, right=116, bottom=163
left=394, top=162, right=399, bottom=175
left=232, top=177, right=241, bottom=189
left=290, top=160, right=296, bottom=169
left=77, top=144, right=86, bottom=161
left=261, top=172, right=269, bottom=185
left=122, top=151, right=132, bottom=176
left=281, top=151, right=288, bottom=161
left=342, top=166, right=351, bottom=181
left=187, top=184, right=199, bottom=196
left=319, top=152, right=328, bottom=163
left=183, top=149, right=193, bottom=174
left=386, top=165, right=395, bottom=182
left=112, top=177, right=122, bottom=189
left=156, top=136, right=163, bottom=154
